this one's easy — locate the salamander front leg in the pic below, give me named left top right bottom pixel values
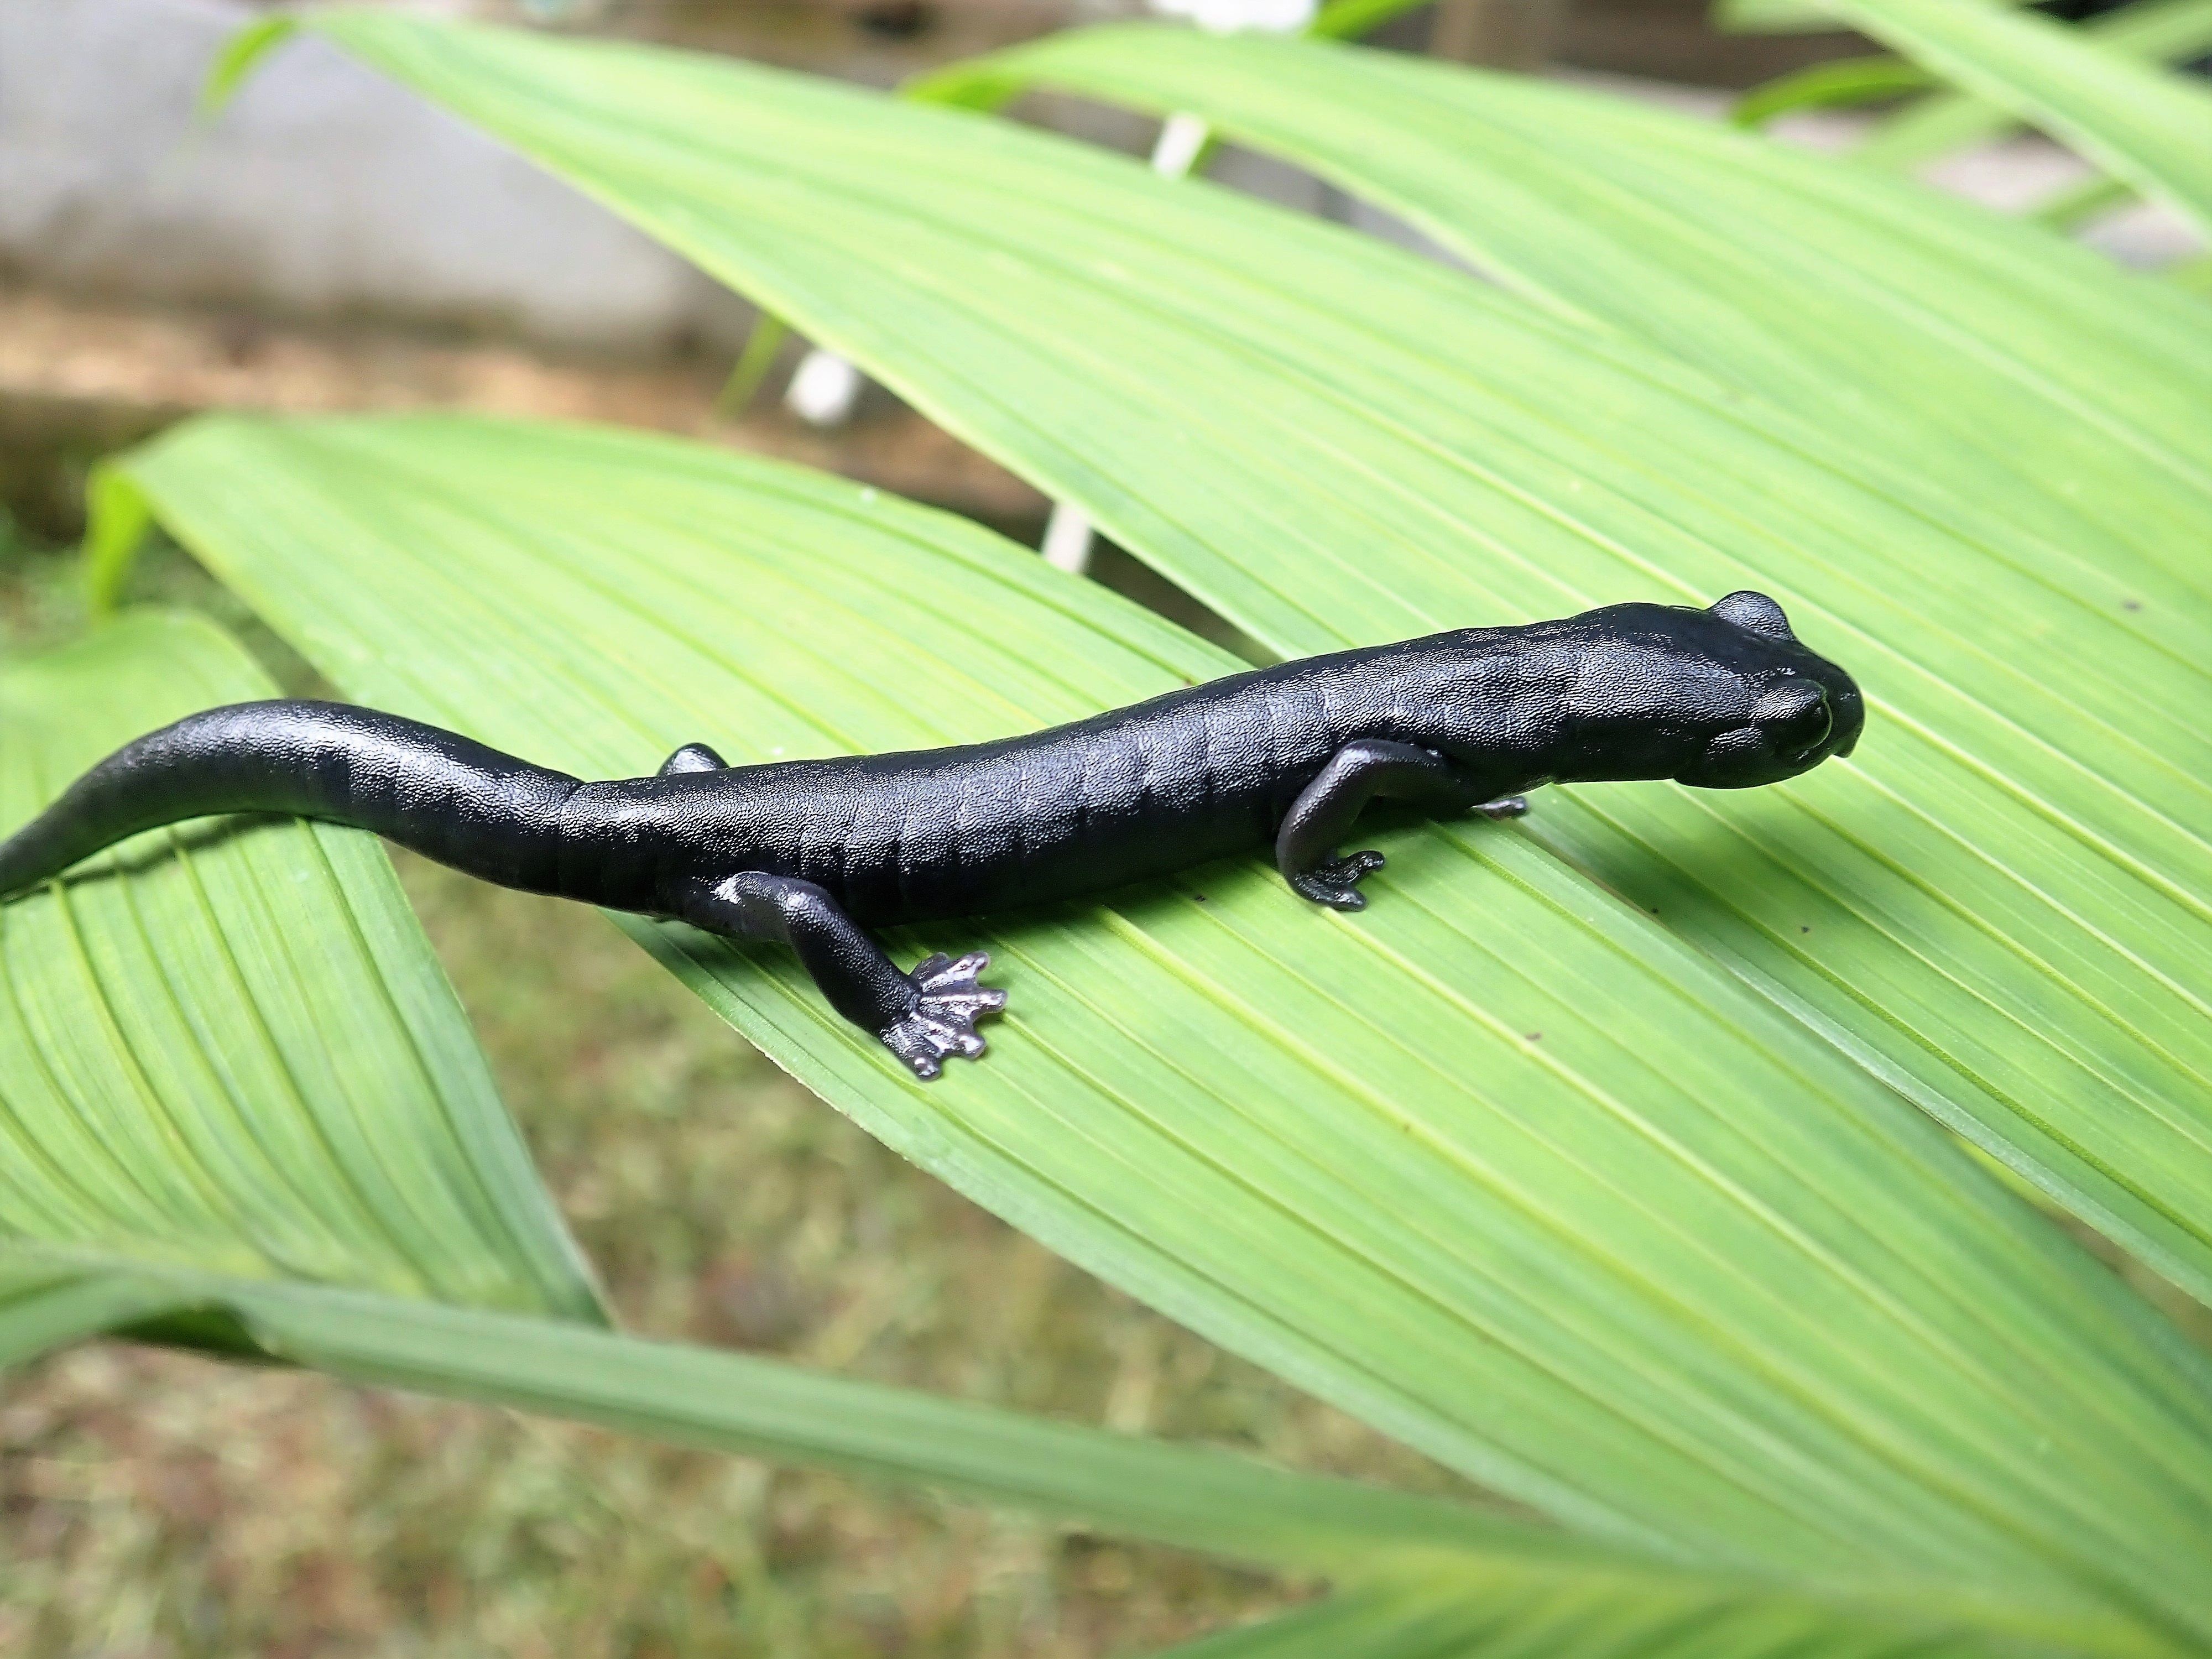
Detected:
left=669, top=872, right=1004, bottom=1079
left=1276, top=739, right=1518, bottom=911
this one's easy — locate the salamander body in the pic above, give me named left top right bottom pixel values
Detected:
left=0, top=592, right=1863, bottom=1077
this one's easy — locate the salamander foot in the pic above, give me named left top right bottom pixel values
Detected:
left=1288, top=850, right=1385, bottom=911
left=1475, top=795, right=1528, bottom=819
left=879, top=951, right=1008, bottom=1079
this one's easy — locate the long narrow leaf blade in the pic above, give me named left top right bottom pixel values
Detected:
left=1850, top=0, right=2212, bottom=175
left=922, top=23, right=2205, bottom=592
left=103, top=1269, right=2092, bottom=1647
left=0, top=1248, right=1644, bottom=1581
left=97, top=412, right=2212, bottom=1643
left=0, top=1261, right=199, bottom=1369
left=1717, top=0, right=1891, bottom=27
left=1825, top=0, right=2212, bottom=230
left=1140, top=1580, right=2036, bottom=1659
left=1, top=607, right=1688, bottom=1589
left=0, top=612, right=602, bottom=1329
left=225, top=1278, right=1590, bottom=1578
left=918, top=27, right=2212, bottom=1304
left=251, top=11, right=2212, bottom=1317
left=1729, top=56, right=1938, bottom=127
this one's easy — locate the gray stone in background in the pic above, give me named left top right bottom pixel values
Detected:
left=0, top=0, right=1336, bottom=358
left=2, top=0, right=2194, bottom=362
left=0, top=0, right=742, bottom=352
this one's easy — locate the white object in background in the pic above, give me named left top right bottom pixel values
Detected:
left=785, top=347, right=863, bottom=427
left=791, top=0, right=1314, bottom=561
left=1040, top=502, right=1098, bottom=574
left=1037, top=106, right=1228, bottom=578
left=1151, top=112, right=1212, bottom=178
left=1150, top=0, right=1317, bottom=30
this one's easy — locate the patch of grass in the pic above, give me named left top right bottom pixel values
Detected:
left=1, top=534, right=1465, bottom=1656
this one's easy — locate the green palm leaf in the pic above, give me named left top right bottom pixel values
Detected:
left=0, top=610, right=602, bottom=1328
left=904, top=25, right=2212, bottom=1303
left=1145, top=1580, right=2026, bottom=1659
left=1729, top=0, right=2212, bottom=158
left=916, top=23, right=2201, bottom=594
left=223, top=9, right=2212, bottom=1323
left=213, top=1280, right=1543, bottom=1578
left=1726, top=56, right=1940, bottom=126
left=1, top=607, right=1790, bottom=1598
left=1778, top=0, right=2212, bottom=229
left=1847, top=0, right=2212, bottom=177
left=82, top=411, right=2212, bottom=1650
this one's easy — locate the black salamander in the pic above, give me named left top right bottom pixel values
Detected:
left=0, top=592, right=1862, bottom=1078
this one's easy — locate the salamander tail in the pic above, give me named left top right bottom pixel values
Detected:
left=0, top=700, right=583, bottom=899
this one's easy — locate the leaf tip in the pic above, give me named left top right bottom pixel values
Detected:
left=200, top=14, right=301, bottom=123
left=80, top=462, right=155, bottom=619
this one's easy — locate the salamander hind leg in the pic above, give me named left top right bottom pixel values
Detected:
left=669, top=872, right=1004, bottom=1079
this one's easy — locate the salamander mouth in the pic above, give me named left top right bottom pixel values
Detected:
left=1828, top=684, right=1866, bottom=760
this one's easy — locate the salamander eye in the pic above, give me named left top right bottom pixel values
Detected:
left=1753, top=680, right=1832, bottom=754
left=1710, top=590, right=1796, bottom=641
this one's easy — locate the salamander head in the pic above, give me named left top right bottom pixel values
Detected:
left=1671, top=591, right=1863, bottom=787
left=1554, top=591, right=1864, bottom=789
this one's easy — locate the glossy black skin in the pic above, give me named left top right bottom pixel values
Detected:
left=0, top=592, right=1861, bottom=1078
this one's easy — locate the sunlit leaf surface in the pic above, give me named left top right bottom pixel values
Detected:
left=1844, top=0, right=2212, bottom=177
left=1822, top=0, right=2212, bottom=229
left=0, top=612, right=602, bottom=1326
left=243, top=11, right=2212, bottom=1321
left=90, top=413, right=2212, bottom=1648
left=1142, top=1579, right=2032, bottom=1659
left=1, top=608, right=1735, bottom=1591
left=924, top=24, right=2208, bottom=587
left=922, top=22, right=2212, bottom=1304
